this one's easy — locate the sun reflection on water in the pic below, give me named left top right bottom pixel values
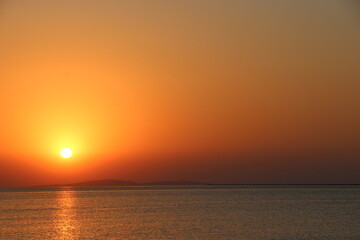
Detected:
left=55, top=188, right=79, bottom=239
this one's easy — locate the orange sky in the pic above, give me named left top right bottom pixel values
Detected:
left=0, top=0, right=359, bottom=186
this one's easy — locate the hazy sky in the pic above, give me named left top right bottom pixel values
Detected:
left=0, top=0, right=359, bottom=186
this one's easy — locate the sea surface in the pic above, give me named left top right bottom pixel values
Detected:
left=1, top=185, right=360, bottom=240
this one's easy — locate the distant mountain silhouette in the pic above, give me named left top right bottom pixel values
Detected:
left=33, top=179, right=208, bottom=187
left=145, top=180, right=206, bottom=186
left=71, top=179, right=136, bottom=187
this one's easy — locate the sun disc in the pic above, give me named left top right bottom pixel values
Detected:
left=60, top=148, right=73, bottom=158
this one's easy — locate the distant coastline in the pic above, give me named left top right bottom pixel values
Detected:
left=29, top=180, right=360, bottom=188
left=31, top=179, right=210, bottom=188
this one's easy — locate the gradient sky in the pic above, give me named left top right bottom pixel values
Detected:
left=0, top=0, right=359, bottom=187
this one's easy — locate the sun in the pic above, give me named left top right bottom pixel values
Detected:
left=60, top=148, right=73, bottom=158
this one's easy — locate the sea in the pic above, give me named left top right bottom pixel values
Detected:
left=1, top=185, right=360, bottom=239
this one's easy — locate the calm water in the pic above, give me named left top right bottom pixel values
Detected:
left=1, top=185, right=360, bottom=239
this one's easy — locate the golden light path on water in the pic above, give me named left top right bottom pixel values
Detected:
left=55, top=189, right=79, bottom=239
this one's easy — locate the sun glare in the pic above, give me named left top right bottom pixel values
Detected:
left=60, top=148, right=73, bottom=158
